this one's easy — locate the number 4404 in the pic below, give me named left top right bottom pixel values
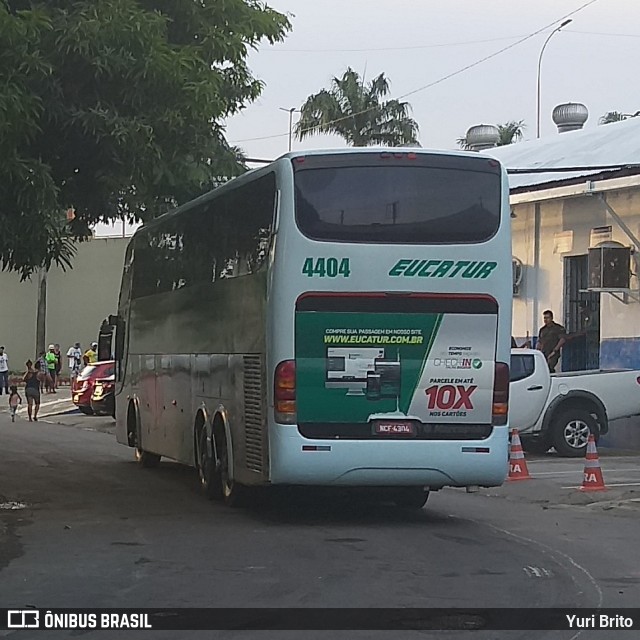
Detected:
left=302, top=258, right=351, bottom=278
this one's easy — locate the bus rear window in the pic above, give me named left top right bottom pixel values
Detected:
left=294, top=165, right=501, bottom=244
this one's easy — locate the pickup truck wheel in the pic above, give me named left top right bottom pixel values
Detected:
left=551, top=409, right=598, bottom=457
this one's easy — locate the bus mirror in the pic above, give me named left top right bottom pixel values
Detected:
left=98, top=329, right=113, bottom=362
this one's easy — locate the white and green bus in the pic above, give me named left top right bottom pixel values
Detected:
left=112, top=148, right=512, bottom=508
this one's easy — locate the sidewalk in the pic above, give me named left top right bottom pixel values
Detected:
left=3, top=394, right=78, bottom=420
left=478, top=451, right=640, bottom=514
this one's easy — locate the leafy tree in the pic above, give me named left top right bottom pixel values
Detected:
left=0, top=1, right=290, bottom=278
left=497, top=120, right=526, bottom=145
left=599, top=110, right=639, bottom=125
left=457, top=120, right=526, bottom=149
left=294, top=68, right=419, bottom=147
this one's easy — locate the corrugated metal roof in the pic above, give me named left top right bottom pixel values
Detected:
left=483, top=116, right=640, bottom=191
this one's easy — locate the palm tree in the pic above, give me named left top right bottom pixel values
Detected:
left=294, top=68, right=419, bottom=147
left=599, top=110, right=639, bottom=125
left=497, top=120, right=526, bottom=145
left=456, top=135, right=471, bottom=150
left=457, top=120, right=525, bottom=149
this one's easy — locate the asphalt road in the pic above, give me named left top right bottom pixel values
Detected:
left=1, top=408, right=639, bottom=640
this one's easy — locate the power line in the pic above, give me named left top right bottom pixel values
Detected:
left=257, top=35, right=527, bottom=53
left=255, top=29, right=640, bottom=54
left=395, top=1, right=599, bottom=103
left=231, top=0, right=600, bottom=146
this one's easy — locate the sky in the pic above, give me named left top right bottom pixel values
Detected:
left=96, top=0, right=640, bottom=235
left=226, top=0, right=640, bottom=159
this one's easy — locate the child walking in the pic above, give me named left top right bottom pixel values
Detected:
left=8, top=385, right=22, bottom=422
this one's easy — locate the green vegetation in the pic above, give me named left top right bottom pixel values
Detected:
left=295, top=68, right=419, bottom=147
left=0, top=1, right=290, bottom=277
left=598, top=111, right=639, bottom=125
left=457, top=120, right=526, bottom=149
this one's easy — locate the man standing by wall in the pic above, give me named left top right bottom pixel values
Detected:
left=0, top=346, right=9, bottom=395
left=538, top=310, right=567, bottom=373
left=83, top=342, right=98, bottom=366
left=67, top=342, right=82, bottom=380
left=45, top=344, right=58, bottom=393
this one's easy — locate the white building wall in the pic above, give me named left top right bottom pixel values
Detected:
left=596, top=190, right=640, bottom=340
left=511, top=185, right=640, bottom=370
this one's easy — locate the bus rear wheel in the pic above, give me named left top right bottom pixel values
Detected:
left=197, top=426, right=222, bottom=501
left=217, top=432, right=249, bottom=507
left=394, top=488, right=430, bottom=509
left=135, top=448, right=161, bottom=468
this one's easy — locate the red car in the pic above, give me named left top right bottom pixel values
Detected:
left=90, top=374, right=115, bottom=417
left=72, top=361, right=115, bottom=414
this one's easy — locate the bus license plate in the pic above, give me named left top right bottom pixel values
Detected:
left=374, top=422, right=416, bottom=436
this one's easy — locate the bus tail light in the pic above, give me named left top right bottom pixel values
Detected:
left=492, top=361, right=509, bottom=425
left=275, top=360, right=296, bottom=424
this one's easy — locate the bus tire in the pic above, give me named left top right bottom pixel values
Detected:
left=130, top=402, right=161, bottom=467
left=135, top=448, right=161, bottom=468
left=394, top=488, right=430, bottom=509
left=551, top=408, right=598, bottom=458
left=215, top=426, right=248, bottom=507
left=196, top=422, right=222, bottom=501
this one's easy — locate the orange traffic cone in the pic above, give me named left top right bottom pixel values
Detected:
left=580, top=434, right=606, bottom=492
left=508, top=429, right=531, bottom=481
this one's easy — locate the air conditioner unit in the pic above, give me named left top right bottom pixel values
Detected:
left=588, top=245, right=631, bottom=289
left=512, top=257, right=524, bottom=296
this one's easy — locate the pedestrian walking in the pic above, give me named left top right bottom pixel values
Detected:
left=0, top=346, right=9, bottom=395
left=8, top=385, right=22, bottom=422
left=23, top=360, right=45, bottom=422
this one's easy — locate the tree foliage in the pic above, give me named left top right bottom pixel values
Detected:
left=598, top=110, right=639, bottom=125
left=457, top=120, right=526, bottom=149
left=496, top=120, right=526, bottom=146
left=294, top=68, right=419, bottom=147
left=0, top=1, right=290, bottom=277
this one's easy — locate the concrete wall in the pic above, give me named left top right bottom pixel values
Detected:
left=0, top=237, right=128, bottom=374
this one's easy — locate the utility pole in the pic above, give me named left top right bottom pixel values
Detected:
left=279, top=107, right=299, bottom=152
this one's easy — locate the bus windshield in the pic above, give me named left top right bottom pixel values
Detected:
left=294, top=157, right=501, bottom=244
